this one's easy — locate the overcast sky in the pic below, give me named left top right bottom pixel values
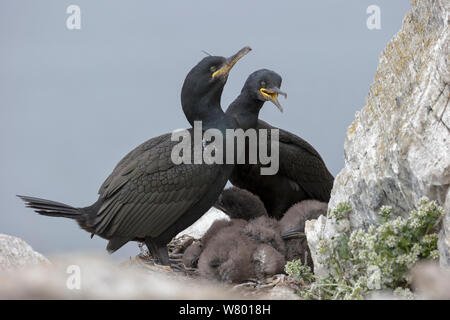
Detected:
left=0, top=0, right=410, bottom=259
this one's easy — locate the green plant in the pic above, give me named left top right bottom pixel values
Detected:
left=285, top=260, right=314, bottom=283
left=328, top=201, right=352, bottom=221
left=285, top=197, right=443, bottom=300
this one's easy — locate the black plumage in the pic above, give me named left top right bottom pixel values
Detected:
left=181, top=241, right=203, bottom=268
left=17, top=47, right=253, bottom=266
left=279, top=200, right=328, bottom=266
left=227, top=89, right=334, bottom=218
left=215, top=186, right=267, bottom=220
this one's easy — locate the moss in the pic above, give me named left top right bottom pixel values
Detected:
left=285, top=197, right=443, bottom=300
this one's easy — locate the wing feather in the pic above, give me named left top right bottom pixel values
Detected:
left=255, top=120, right=333, bottom=201
left=95, top=130, right=222, bottom=239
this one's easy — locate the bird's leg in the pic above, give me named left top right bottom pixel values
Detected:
left=145, top=238, right=171, bottom=267
left=156, top=246, right=171, bottom=266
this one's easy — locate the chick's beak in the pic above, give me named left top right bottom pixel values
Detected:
left=212, top=46, right=252, bottom=79
left=281, top=228, right=305, bottom=240
left=260, top=87, right=287, bottom=112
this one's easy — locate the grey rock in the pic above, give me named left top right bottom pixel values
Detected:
left=176, top=207, right=230, bottom=239
left=307, top=0, right=450, bottom=274
left=261, top=286, right=299, bottom=300
left=411, top=261, right=450, bottom=299
left=0, top=234, right=50, bottom=270
left=0, top=254, right=245, bottom=299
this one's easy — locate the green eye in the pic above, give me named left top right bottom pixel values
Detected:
left=260, top=81, right=266, bottom=88
left=210, top=66, right=217, bottom=73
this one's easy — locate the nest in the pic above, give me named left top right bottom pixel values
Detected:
left=130, top=235, right=301, bottom=297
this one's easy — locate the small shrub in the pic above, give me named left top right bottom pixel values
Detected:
left=285, top=197, right=443, bottom=299
left=285, top=260, right=314, bottom=282
left=328, top=201, right=352, bottom=221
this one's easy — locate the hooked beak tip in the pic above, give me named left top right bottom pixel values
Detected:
left=212, top=46, right=252, bottom=79
left=260, top=87, right=286, bottom=113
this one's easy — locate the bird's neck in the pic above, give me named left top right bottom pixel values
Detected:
left=182, top=88, right=229, bottom=131
left=226, top=91, right=264, bottom=130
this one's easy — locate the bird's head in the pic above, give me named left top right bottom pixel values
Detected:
left=241, top=69, right=287, bottom=112
left=182, top=46, right=252, bottom=105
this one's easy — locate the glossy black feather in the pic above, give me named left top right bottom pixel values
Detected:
left=228, top=119, right=334, bottom=218
left=17, top=51, right=248, bottom=265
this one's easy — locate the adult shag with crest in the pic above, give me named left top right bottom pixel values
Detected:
left=226, top=86, right=334, bottom=218
left=18, top=47, right=257, bottom=266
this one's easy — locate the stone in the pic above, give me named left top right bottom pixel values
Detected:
left=410, top=261, right=450, bottom=299
left=176, top=207, right=230, bottom=239
left=306, top=0, right=450, bottom=273
left=0, top=234, right=50, bottom=270
left=304, top=217, right=328, bottom=276
left=0, top=254, right=243, bottom=299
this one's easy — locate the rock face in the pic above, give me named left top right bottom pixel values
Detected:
left=307, top=0, right=450, bottom=273
left=0, top=234, right=50, bottom=270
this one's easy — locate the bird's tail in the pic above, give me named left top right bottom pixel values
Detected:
left=17, top=195, right=82, bottom=219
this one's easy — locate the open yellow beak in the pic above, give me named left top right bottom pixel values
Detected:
left=212, top=46, right=252, bottom=79
left=259, top=87, right=287, bottom=112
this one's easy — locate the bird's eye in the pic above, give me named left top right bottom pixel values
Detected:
left=260, top=81, right=266, bottom=88
left=210, top=66, right=217, bottom=73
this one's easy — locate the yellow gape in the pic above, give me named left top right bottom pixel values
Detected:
left=259, top=88, right=282, bottom=112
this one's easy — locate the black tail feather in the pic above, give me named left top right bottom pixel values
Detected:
left=17, top=195, right=81, bottom=219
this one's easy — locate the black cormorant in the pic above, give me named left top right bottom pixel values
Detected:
left=17, top=47, right=253, bottom=266
left=243, top=215, right=285, bottom=254
left=197, top=223, right=257, bottom=283
left=226, top=83, right=334, bottom=218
